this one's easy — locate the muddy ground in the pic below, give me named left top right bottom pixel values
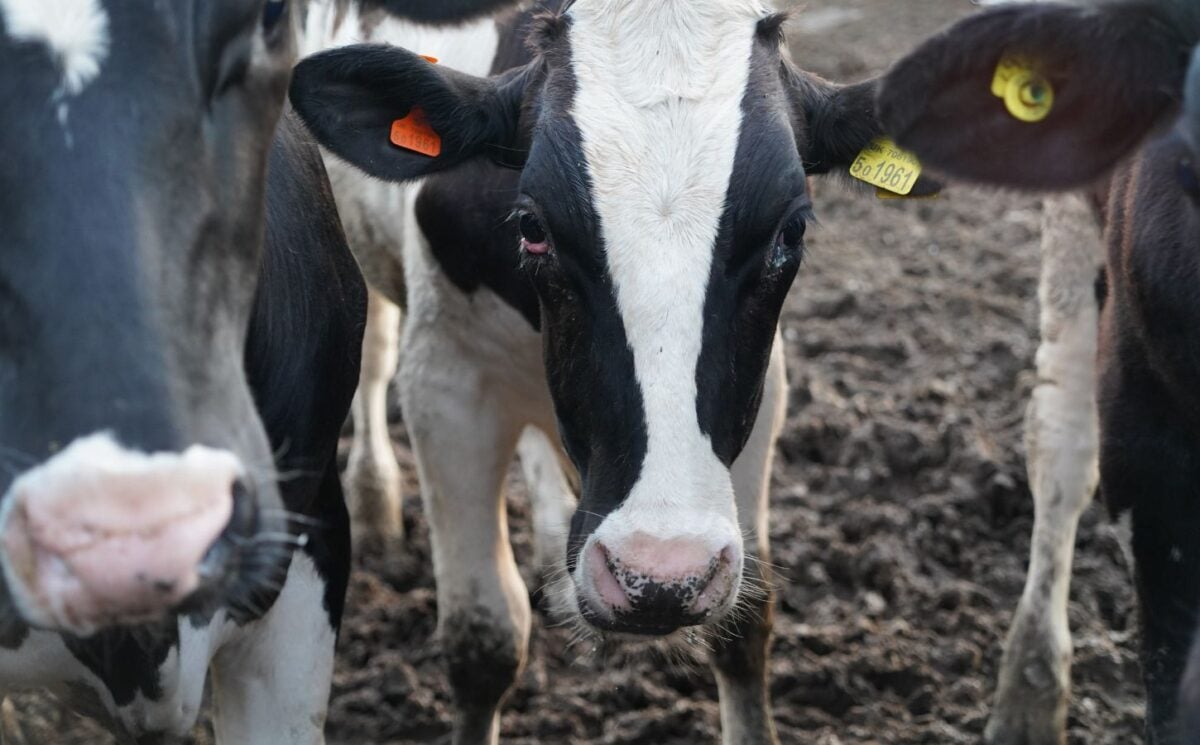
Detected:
left=11, top=1, right=1145, bottom=743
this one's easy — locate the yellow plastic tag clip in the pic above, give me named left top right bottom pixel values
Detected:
left=992, top=56, right=1054, bottom=123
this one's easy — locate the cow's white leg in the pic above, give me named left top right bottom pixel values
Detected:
left=986, top=194, right=1102, bottom=745
left=345, top=287, right=404, bottom=549
left=515, top=426, right=576, bottom=582
left=709, top=335, right=786, bottom=745
left=401, top=337, right=530, bottom=745
left=209, top=553, right=337, bottom=745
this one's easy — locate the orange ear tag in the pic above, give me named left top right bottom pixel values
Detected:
left=390, top=107, right=442, bottom=158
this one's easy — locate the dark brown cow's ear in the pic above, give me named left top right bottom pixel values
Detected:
left=785, top=65, right=882, bottom=175
left=289, top=45, right=535, bottom=182
left=877, top=1, right=1191, bottom=190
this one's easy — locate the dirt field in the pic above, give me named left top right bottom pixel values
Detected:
left=11, top=1, right=1145, bottom=743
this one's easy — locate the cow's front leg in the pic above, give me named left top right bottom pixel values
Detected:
left=401, top=346, right=529, bottom=745
left=345, top=287, right=404, bottom=551
left=709, top=337, right=786, bottom=745
left=209, top=550, right=341, bottom=745
left=987, top=194, right=1101, bottom=745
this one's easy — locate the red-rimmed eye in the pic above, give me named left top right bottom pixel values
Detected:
left=519, top=213, right=550, bottom=255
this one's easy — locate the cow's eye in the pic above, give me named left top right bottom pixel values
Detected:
left=1178, top=159, right=1200, bottom=204
left=776, top=211, right=807, bottom=252
left=519, top=212, right=550, bottom=255
left=262, top=0, right=287, bottom=34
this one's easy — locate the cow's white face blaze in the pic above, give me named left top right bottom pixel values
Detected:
left=544, top=0, right=767, bottom=631
left=291, top=0, right=886, bottom=635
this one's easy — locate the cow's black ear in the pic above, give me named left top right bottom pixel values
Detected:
left=290, top=45, right=534, bottom=182
left=877, top=2, right=1191, bottom=190
left=789, top=72, right=882, bottom=175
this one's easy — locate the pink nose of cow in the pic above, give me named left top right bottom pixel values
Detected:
left=0, top=435, right=243, bottom=636
left=583, top=533, right=738, bottom=633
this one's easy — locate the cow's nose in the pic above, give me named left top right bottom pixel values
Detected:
left=0, top=435, right=244, bottom=636
left=582, top=534, right=738, bottom=634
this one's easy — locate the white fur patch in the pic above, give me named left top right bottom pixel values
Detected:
left=0, top=0, right=110, bottom=95
left=301, top=0, right=500, bottom=71
left=567, top=0, right=765, bottom=548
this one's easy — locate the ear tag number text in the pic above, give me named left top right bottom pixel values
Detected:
left=390, top=107, right=442, bottom=158
left=850, top=137, right=923, bottom=196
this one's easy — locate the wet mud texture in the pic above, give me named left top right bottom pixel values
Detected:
left=10, top=1, right=1142, bottom=743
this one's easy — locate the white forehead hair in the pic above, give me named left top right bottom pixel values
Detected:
left=0, top=0, right=110, bottom=96
left=567, top=0, right=766, bottom=530
left=569, top=0, right=768, bottom=106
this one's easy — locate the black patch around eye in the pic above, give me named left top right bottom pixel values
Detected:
left=262, top=0, right=287, bottom=33
left=1178, top=159, right=1200, bottom=204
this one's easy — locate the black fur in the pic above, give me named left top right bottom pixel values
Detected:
left=290, top=45, right=535, bottom=179
left=696, top=38, right=807, bottom=465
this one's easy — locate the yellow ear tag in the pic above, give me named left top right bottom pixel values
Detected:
left=992, top=56, right=1054, bottom=123
left=849, top=137, right=924, bottom=196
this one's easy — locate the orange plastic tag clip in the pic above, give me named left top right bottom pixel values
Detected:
left=390, top=107, right=442, bottom=158
left=420, top=55, right=439, bottom=64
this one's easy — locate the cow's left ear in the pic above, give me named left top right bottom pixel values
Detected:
left=290, top=44, right=534, bottom=182
left=786, top=70, right=883, bottom=175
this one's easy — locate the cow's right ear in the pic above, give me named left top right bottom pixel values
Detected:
left=289, top=45, right=533, bottom=182
left=877, top=2, right=1192, bottom=190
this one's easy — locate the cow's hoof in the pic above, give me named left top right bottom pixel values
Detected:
left=985, top=653, right=1069, bottom=745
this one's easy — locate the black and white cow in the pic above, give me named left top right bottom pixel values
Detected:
left=290, top=1, right=917, bottom=741
left=877, top=2, right=1200, bottom=742
left=0, top=0, right=369, bottom=739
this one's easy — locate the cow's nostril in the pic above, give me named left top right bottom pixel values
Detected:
left=228, top=479, right=258, bottom=535
left=197, top=478, right=257, bottom=581
left=587, top=541, right=632, bottom=612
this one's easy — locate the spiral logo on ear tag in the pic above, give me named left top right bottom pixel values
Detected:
left=992, top=56, right=1054, bottom=123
